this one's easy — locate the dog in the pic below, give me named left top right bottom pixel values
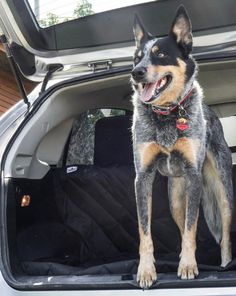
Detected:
left=131, top=5, right=233, bottom=289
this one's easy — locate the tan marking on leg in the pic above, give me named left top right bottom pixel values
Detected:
left=139, top=226, right=154, bottom=258
left=147, top=58, right=186, bottom=106
left=137, top=197, right=157, bottom=288
left=170, top=177, right=186, bottom=237
left=137, top=232, right=156, bottom=288
left=220, top=209, right=232, bottom=267
left=139, top=138, right=199, bottom=170
left=204, top=151, right=232, bottom=266
left=139, top=196, right=153, bottom=253
left=138, top=142, right=162, bottom=170
left=178, top=209, right=199, bottom=279
left=173, top=137, right=200, bottom=166
left=138, top=142, right=160, bottom=170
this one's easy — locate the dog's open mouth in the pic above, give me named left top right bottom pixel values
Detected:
left=140, top=74, right=172, bottom=103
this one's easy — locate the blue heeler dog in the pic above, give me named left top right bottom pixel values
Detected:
left=131, top=5, right=233, bottom=288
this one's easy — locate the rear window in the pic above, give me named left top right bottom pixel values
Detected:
left=27, top=0, right=155, bottom=28
left=11, top=0, right=236, bottom=52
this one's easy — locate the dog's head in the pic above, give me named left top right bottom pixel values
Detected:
left=131, top=5, right=196, bottom=107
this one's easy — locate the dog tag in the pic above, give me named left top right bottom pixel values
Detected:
left=176, top=117, right=189, bottom=131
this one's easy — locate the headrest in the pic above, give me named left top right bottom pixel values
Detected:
left=94, top=115, right=134, bottom=166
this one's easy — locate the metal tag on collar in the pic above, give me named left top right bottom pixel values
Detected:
left=176, top=105, right=189, bottom=131
left=178, top=105, right=187, bottom=117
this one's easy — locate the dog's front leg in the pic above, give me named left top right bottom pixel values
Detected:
left=178, top=172, right=201, bottom=279
left=135, top=170, right=157, bottom=289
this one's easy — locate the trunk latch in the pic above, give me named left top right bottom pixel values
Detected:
left=88, top=60, right=112, bottom=73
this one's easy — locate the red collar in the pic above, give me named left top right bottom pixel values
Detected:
left=151, top=87, right=193, bottom=115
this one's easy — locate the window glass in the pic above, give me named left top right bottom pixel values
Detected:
left=27, top=0, right=155, bottom=28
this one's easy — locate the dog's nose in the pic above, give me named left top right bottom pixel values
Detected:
left=131, top=67, right=147, bottom=80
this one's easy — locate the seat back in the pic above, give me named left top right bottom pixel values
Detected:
left=94, top=115, right=134, bottom=166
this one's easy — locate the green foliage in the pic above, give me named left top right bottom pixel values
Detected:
left=38, top=0, right=94, bottom=28
left=39, top=12, right=59, bottom=27
left=110, top=109, right=126, bottom=116
left=73, top=0, right=94, bottom=18
left=87, top=110, right=104, bottom=125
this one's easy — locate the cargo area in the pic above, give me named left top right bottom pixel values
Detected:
left=9, top=158, right=236, bottom=279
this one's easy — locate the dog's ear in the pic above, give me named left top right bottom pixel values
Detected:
left=133, top=14, right=150, bottom=48
left=170, top=5, right=192, bottom=57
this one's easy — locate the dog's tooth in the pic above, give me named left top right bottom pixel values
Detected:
left=160, top=79, right=166, bottom=87
left=155, top=76, right=167, bottom=93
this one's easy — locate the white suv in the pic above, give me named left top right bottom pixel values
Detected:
left=0, top=0, right=236, bottom=294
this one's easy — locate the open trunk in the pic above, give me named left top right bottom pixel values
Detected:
left=8, top=165, right=236, bottom=285
left=2, top=61, right=236, bottom=290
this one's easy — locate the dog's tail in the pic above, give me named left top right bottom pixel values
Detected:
left=201, top=155, right=223, bottom=244
left=201, top=184, right=222, bottom=243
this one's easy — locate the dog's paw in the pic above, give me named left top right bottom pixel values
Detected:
left=177, top=258, right=199, bottom=280
left=137, top=257, right=157, bottom=289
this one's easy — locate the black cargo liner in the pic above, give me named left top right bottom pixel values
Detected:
left=5, top=163, right=236, bottom=288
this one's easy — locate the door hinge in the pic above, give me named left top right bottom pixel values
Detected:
left=88, top=60, right=112, bottom=73
left=0, top=34, right=30, bottom=109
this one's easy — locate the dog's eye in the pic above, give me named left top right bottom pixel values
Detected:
left=156, top=52, right=165, bottom=58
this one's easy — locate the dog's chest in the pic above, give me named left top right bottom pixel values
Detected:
left=156, top=150, right=186, bottom=177
left=135, top=110, right=194, bottom=177
left=155, top=121, right=187, bottom=177
left=155, top=120, right=178, bottom=147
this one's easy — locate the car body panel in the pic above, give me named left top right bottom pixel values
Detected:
left=0, top=1, right=236, bottom=294
left=2, top=272, right=236, bottom=296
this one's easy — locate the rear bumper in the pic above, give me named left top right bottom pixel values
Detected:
left=2, top=272, right=236, bottom=296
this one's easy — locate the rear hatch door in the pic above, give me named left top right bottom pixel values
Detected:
left=0, top=0, right=236, bottom=82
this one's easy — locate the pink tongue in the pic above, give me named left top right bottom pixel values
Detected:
left=140, top=82, right=157, bottom=102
